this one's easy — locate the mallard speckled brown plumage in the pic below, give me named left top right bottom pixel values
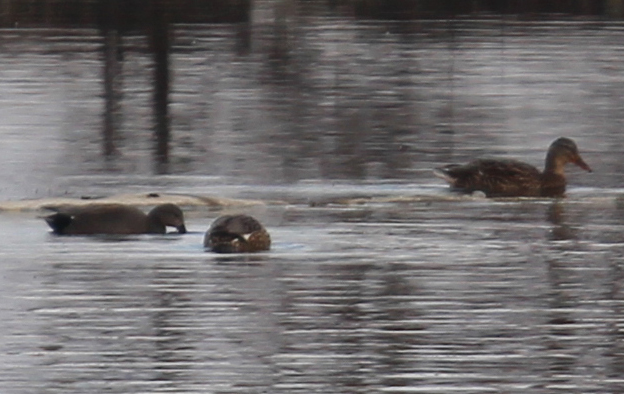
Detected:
left=433, top=137, right=591, bottom=197
left=204, top=214, right=271, bottom=253
left=45, top=203, right=187, bottom=235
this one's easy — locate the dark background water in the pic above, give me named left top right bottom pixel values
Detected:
left=1, top=1, right=624, bottom=393
left=0, top=0, right=623, bottom=200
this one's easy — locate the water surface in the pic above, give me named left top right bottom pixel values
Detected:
left=1, top=7, right=624, bottom=394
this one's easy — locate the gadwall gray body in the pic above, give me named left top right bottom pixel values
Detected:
left=45, top=203, right=187, bottom=235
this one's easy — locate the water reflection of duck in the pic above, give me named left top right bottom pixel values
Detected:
left=44, top=203, right=187, bottom=235
left=546, top=201, right=576, bottom=241
left=204, top=215, right=271, bottom=253
left=433, top=137, right=592, bottom=198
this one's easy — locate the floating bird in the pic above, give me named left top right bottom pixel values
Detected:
left=44, top=203, right=186, bottom=235
left=204, top=214, right=271, bottom=253
left=433, top=137, right=591, bottom=197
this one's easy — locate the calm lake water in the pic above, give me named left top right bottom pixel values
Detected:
left=1, top=3, right=624, bottom=393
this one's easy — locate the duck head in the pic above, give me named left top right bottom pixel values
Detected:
left=545, top=137, right=591, bottom=174
left=148, top=204, right=187, bottom=234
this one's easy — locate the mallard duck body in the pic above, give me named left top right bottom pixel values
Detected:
left=204, top=214, right=271, bottom=253
left=435, top=159, right=543, bottom=197
left=434, top=137, right=591, bottom=198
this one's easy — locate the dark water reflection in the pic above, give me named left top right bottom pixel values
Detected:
left=2, top=3, right=624, bottom=394
left=1, top=13, right=624, bottom=198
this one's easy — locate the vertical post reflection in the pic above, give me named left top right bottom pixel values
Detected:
left=149, top=0, right=171, bottom=173
left=99, top=0, right=124, bottom=157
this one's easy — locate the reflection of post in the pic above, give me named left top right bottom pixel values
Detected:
left=103, top=31, right=121, bottom=156
left=99, top=0, right=123, bottom=157
left=149, top=0, right=170, bottom=172
left=606, top=0, right=624, bottom=17
left=0, top=1, right=11, bottom=27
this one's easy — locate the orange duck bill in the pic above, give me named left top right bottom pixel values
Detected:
left=574, top=155, right=592, bottom=172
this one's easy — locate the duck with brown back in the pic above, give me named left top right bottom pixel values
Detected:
left=204, top=214, right=271, bottom=253
left=433, top=137, right=591, bottom=198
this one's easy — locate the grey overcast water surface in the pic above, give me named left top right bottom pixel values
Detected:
left=1, top=7, right=624, bottom=394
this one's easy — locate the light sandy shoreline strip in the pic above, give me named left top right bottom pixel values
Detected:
left=0, top=193, right=276, bottom=212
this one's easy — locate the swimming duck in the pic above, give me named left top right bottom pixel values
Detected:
left=433, top=137, right=591, bottom=197
left=44, top=203, right=187, bottom=235
left=204, top=214, right=271, bottom=253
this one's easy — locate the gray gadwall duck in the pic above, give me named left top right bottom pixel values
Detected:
left=204, top=214, right=271, bottom=253
left=433, top=137, right=591, bottom=198
left=45, top=203, right=186, bottom=235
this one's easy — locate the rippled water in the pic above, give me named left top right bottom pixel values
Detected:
left=1, top=4, right=624, bottom=394
left=3, top=197, right=624, bottom=393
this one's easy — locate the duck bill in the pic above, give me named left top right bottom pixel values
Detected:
left=574, top=156, right=592, bottom=172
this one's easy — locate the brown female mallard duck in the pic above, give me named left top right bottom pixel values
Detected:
left=44, top=203, right=187, bottom=235
left=204, top=214, right=271, bottom=253
left=433, top=137, right=591, bottom=197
